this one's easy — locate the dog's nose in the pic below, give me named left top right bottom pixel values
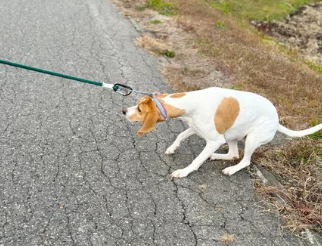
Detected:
left=122, top=108, right=127, bottom=115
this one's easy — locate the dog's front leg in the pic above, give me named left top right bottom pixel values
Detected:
left=171, top=140, right=224, bottom=178
left=165, top=128, right=195, bottom=154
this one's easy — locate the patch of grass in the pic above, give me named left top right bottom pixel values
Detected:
left=163, top=66, right=204, bottom=92
left=146, top=0, right=178, bottom=16
left=309, top=118, right=322, bottom=139
left=162, top=50, right=175, bottom=57
left=135, top=4, right=147, bottom=11
left=230, top=85, right=243, bottom=90
left=148, top=19, right=162, bottom=24
left=255, top=139, right=322, bottom=232
left=205, top=0, right=319, bottom=21
left=210, top=0, right=231, bottom=14
left=135, top=35, right=175, bottom=58
left=216, top=21, right=226, bottom=29
left=305, top=61, right=322, bottom=74
left=310, top=132, right=322, bottom=140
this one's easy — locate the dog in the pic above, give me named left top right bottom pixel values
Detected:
left=122, top=87, right=322, bottom=178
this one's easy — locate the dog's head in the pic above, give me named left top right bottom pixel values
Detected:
left=122, top=95, right=165, bottom=137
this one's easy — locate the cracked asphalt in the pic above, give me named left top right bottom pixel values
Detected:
left=0, top=0, right=303, bottom=245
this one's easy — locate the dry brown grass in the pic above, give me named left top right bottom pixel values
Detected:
left=254, top=139, right=322, bottom=232
left=136, top=35, right=169, bottom=54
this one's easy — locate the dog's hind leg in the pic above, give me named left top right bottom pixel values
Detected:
left=209, top=140, right=238, bottom=160
left=165, top=128, right=196, bottom=154
left=222, top=124, right=276, bottom=176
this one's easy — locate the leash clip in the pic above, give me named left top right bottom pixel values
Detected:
left=113, top=83, right=133, bottom=96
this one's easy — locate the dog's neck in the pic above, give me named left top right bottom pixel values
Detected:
left=156, top=93, right=188, bottom=119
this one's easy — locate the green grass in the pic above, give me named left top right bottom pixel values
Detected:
left=135, top=4, right=147, bottom=11
left=148, top=19, right=162, bottom=24
left=146, top=0, right=178, bottom=16
left=216, top=21, right=226, bottom=29
left=304, top=61, right=322, bottom=74
left=309, top=118, right=322, bottom=139
left=162, top=50, right=176, bottom=58
left=205, top=0, right=321, bottom=21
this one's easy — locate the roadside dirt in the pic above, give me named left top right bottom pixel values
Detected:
left=112, top=0, right=232, bottom=92
left=258, top=3, right=322, bottom=65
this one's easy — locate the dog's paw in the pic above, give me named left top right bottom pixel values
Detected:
left=170, top=168, right=190, bottom=178
left=165, top=144, right=178, bottom=155
left=222, top=166, right=237, bottom=176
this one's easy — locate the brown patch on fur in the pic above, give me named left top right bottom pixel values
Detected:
left=170, top=92, right=186, bottom=98
left=159, top=99, right=186, bottom=118
left=214, top=97, right=240, bottom=134
left=156, top=94, right=169, bottom=99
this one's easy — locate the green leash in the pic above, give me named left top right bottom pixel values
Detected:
left=0, top=58, right=169, bottom=118
left=0, top=59, right=133, bottom=96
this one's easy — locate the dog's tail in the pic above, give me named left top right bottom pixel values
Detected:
left=278, top=123, right=322, bottom=138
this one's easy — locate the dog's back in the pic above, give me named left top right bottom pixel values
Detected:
left=160, top=87, right=279, bottom=140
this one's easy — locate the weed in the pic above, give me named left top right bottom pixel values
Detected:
left=146, top=0, right=178, bottom=16
left=162, top=50, right=176, bottom=57
left=230, top=85, right=243, bottom=90
left=135, top=4, right=146, bottom=11
left=216, top=21, right=226, bottom=29
left=148, top=19, right=162, bottom=24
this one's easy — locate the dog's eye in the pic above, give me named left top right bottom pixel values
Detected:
left=137, top=107, right=141, bottom=113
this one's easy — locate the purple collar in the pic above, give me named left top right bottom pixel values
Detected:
left=151, top=96, right=168, bottom=120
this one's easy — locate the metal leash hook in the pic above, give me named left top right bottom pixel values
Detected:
left=112, top=83, right=133, bottom=96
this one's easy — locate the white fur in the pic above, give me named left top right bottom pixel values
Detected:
left=125, top=87, right=322, bottom=178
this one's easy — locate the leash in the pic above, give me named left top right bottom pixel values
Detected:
left=0, top=59, right=168, bottom=119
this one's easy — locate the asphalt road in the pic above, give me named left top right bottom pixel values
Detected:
left=0, top=0, right=303, bottom=245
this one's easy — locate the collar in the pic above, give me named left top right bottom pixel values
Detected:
left=151, top=95, right=168, bottom=120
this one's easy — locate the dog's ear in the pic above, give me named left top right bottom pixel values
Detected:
left=139, top=95, right=152, bottom=104
left=137, top=111, right=159, bottom=137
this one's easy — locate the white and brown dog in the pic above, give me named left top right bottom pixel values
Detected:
left=122, top=87, right=322, bottom=178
